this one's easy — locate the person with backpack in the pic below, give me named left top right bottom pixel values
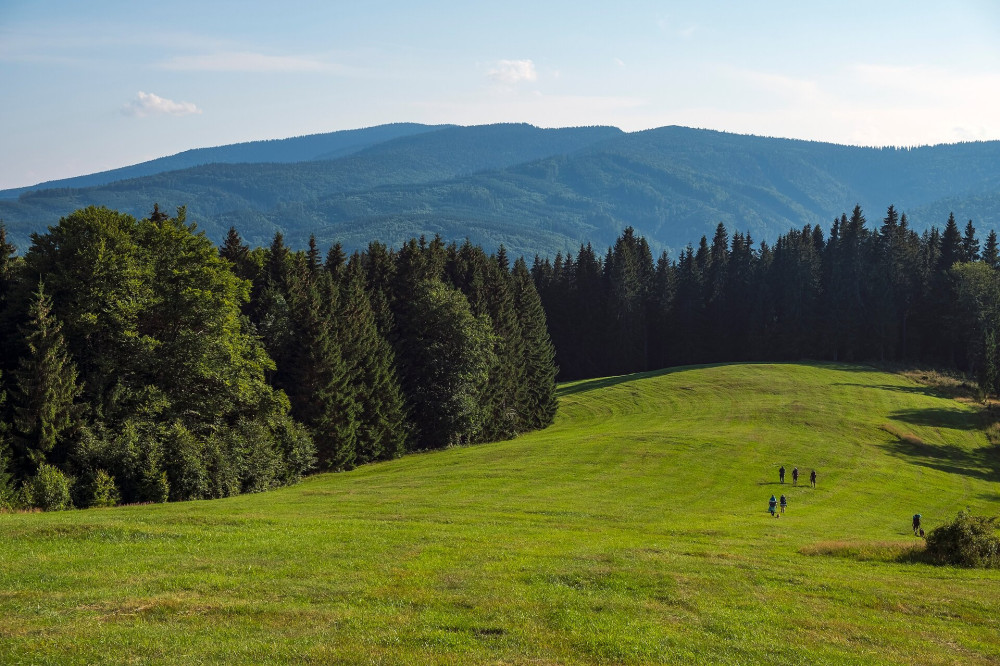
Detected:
left=779, top=466, right=786, bottom=484
left=792, top=467, right=799, bottom=485
left=912, top=513, right=922, bottom=535
left=780, top=494, right=787, bottom=513
left=810, top=469, right=817, bottom=488
left=768, top=495, right=777, bottom=517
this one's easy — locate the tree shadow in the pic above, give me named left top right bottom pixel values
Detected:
left=833, top=382, right=954, bottom=399
left=888, top=407, right=981, bottom=431
left=557, top=361, right=872, bottom=398
left=879, top=427, right=1000, bottom=483
left=556, top=364, right=722, bottom=397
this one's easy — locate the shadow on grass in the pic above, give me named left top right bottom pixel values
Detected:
left=890, top=407, right=981, bottom=430
left=879, top=422, right=1000, bottom=483
left=832, top=382, right=964, bottom=401
left=556, top=364, right=717, bottom=398
left=557, top=361, right=878, bottom=399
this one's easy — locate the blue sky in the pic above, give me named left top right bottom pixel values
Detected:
left=2, top=1, right=999, bottom=189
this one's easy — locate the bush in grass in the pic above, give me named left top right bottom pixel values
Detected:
left=88, top=469, right=120, bottom=508
left=925, top=510, right=1000, bottom=567
left=30, top=464, right=73, bottom=511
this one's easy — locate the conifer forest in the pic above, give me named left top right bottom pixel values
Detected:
left=0, top=206, right=557, bottom=510
left=2, top=201, right=1000, bottom=511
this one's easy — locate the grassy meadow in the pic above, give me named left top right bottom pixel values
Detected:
left=2, top=363, right=1000, bottom=664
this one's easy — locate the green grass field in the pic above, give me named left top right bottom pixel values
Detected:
left=2, top=363, right=1000, bottom=664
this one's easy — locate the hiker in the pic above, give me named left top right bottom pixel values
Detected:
left=779, top=466, right=785, bottom=484
left=912, top=513, right=922, bottom=535
left=780, top=494, right=787, bottom=513
left=768, top=495, right=777, bottom=516
left=810, top=469, right=817, bottom=488
left=792, top=467, right=799, bottom=485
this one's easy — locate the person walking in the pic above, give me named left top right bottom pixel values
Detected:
left=792, top=467, right=799, bottom=486
left=780, top=494, right=787, bottom=513
left=810, top=469, right=817, bottom=488
left=912, top=513, right=922, bottom=535
left=768, top=495, right=777, bottom=517
left=779, top=466, right=786, bottom=484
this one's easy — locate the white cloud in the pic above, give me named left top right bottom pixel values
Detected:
left=488, top=59, right=538, bottom=85
left=614, top=58, right=626, bottom=68
left=157, top=51, right=343, bottom=73
left=122, top=91, right=202, bottom=118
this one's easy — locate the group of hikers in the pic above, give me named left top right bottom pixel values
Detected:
left=767, top=466, right=817, bottom=517
left=765, top=467, right=928, bottom=537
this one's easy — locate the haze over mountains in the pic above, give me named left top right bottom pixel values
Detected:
left=3, top=123, right=999, bottom=258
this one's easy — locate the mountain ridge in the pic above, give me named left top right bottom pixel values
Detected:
left=2, top=123, right=999, bottom=258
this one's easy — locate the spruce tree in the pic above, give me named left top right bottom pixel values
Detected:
left=325, top=242, right=346, bottom=278
left=983, top=231, right=1000, bottom=270
left=283, top=269, right=357, bottom=470
left=512, top=258, right=558, bottom=429
left=341, top=257, right=407, bottom=462
left=962, top=220, right=980, bottom=263
left=939, top=213, right=962, bottom=270
left=11, top=282, right=83, bottom=472
left=306, top=235, right=321, bottom=274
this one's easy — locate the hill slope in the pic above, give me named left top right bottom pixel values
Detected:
left=2, top=363, right=999, bottom=664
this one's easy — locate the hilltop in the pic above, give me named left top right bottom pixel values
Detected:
left=2, top=363, right=999, bottom=664
left=2, top=124, right=1000, bottom=257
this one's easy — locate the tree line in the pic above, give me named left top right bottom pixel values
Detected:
left=534, top=205, right=1000, bottom=396
left=0, top=206, right=557, bottom=510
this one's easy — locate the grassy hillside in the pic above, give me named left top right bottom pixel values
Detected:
left=2, top=363, right=999, bottom=664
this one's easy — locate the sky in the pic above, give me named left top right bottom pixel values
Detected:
left=2, top=0, right=999, bottom=189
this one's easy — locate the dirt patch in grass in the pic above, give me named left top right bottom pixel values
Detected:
left=799, top=540, right=926, bottom=563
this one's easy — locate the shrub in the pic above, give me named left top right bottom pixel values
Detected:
left=925, top=510, right=1000, bottom=567
left=30, top=464, right=73, bottom=511
left=89, top=469, right=120, bottom=508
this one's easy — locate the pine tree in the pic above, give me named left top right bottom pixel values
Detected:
left=983, top=231, right=1000, bottom=269
left=11, top=282, right=83, bottom=472
left=325, top=242, right=346, bottom=278
left=512, top=257, right=558, bottom=429
left=306, top=235, right=321, bottom=274
left=282, top=270, right=357, bottom=470
left=341, top=257, right=407, bottom=462
left=939, top=213, right=962, bottom=271
left=0, top=221, right=16, bottom=310
left=962, top=220, right=980, bottom=263
left=220, top=226, right=254, bottom=280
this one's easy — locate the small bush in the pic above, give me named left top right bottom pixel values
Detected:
left=89, top=469, right=120, bottom=508
left=30, top=464, right=73, bottom=511
left=925, top=510, right=1000, bottom=567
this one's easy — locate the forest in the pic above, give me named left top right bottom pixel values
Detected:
left=537, top=205, right=1000, bottom=395
left=0, top=206, right=558, bottom=511
left=5, top=200, right=1000, bottom=512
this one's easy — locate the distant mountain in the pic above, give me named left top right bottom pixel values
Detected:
left=0, top=123, right=448, bottom=200
left=2, top=123, right=999, bottom=258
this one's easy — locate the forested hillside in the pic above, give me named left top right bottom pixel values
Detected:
left=0, top=123, right=449, bottom=200
left=0, top=207, right=557, bottom=510
left=2, top=124, right=999, bottom=258
left=539, top=206, right=1000, bottom=393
